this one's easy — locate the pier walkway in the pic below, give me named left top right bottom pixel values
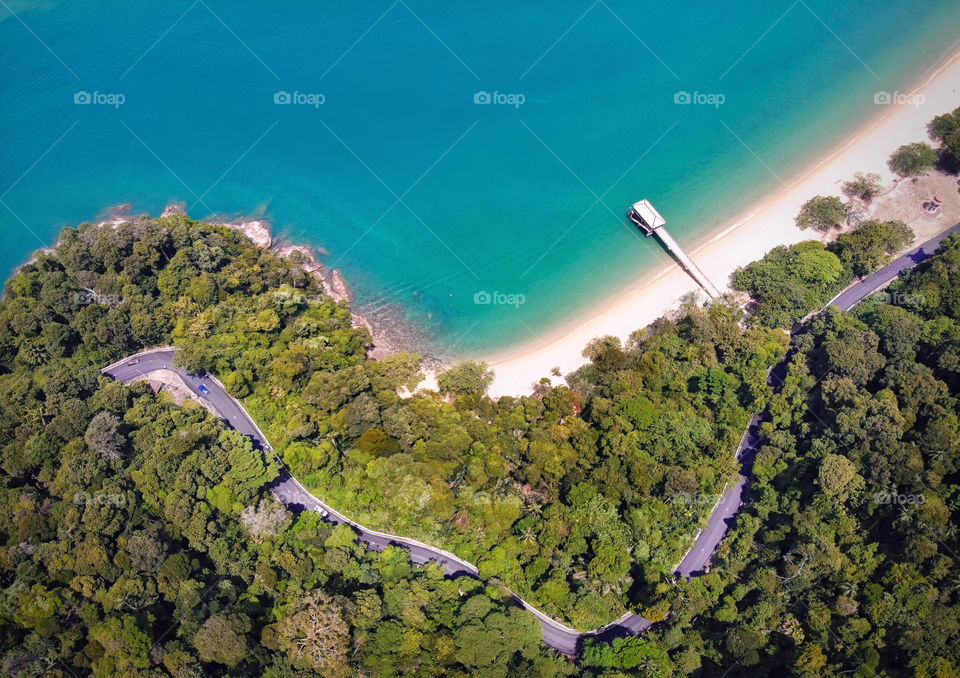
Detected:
left=629, top=200, right=722, bottom=298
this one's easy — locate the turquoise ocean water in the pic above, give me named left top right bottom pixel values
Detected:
left=2, top=0, right=959, bottom=357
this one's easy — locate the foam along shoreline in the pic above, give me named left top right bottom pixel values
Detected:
left=481, top=50, right=960, bottom=398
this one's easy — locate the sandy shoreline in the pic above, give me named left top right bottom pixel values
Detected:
left=479, top=50, right=960, bottom=398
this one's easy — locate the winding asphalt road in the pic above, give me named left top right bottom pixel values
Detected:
left=828, top=220, right=960, bottom=310
left=100, top=350, right=480, bottom=576
left=674, top=220, right=960, bottom=579
left=101, top=222, right=959, bottom=654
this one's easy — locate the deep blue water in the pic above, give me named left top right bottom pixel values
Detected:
left=2, top=0, right=959, bottom=356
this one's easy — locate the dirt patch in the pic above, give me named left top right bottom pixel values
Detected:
left=855, top=171, right=960, bottom=243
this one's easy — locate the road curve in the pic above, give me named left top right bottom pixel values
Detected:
left=100, top=222, right=959, bottom=654
left=100, top=352, right=480, bottom=570
left=828, top=220, right=960, bottom=311
left=673, top=221, right=960, bottom=579
left=101, top=348, right=609, bottom=653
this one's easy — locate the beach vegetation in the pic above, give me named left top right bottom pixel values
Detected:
left=841, top=171, right=883, bottom=202
left=888, top=141, right=938, bottom=176
left=730, top=240, right=844, bottom=327
left=436, top=359, right=494, bottom=398
left=795, top=195, right=849, bottom=232
left=931, top=106, right=960, bottom=170
left=827, top=218, right=914, bottom=277
left=733, top=220, right=914, bottom=328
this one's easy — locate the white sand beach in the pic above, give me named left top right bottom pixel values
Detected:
left=481, top=51, right=960, bottom=398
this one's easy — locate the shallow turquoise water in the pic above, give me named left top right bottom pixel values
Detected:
left=2, top=0, right=959, bottom=356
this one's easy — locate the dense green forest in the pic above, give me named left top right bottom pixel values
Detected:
left=0, top=217, right=785, bottom=631
left=0, top=216, right=781, bottom=674
left=0, top=220, right=575, bottom=677
left=2, top=137, right=959, bottom=672
left=607, top=237, right=960, bottom=676
left=179, top=249, right=786, bottom=629
left=731, top=219, right=913, bottom=328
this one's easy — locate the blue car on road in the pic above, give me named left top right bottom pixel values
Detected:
left=198, top=384, right=210, bottom=395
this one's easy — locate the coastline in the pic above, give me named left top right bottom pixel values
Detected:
left=480, top=49, right=960, bottom=398
left=20, top=49, right=958, bottom=393
left=208, top=214, right=405, bottom=358
left=91, top=204, right=408, bottom=359
left=199, top=215, right=441, bottom=362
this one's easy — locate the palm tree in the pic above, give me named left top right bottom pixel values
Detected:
left=838, top=581, right=857, bottom=597
left=520, top=527, right=537, bottom=545
left=638, top=657, right=658, bottom=676
left=946, top=573, right=960, bottom=593
left=25, top=405, right=48, bottom=427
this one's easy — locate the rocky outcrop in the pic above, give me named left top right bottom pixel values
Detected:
left=329, top=270, right=354, bottom=304
left=97, top=203, right=143, bottom=228
left=96, top=216, right=139, bottom=228
left=213, top=218, right=272, bottom=249
left=273, top=243, right=357, bottom=305
left=160, top=202, right=186, bottom=218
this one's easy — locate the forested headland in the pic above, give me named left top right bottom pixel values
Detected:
left=2, top=107, right=960, bottom=675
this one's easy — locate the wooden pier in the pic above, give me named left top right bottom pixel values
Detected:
left=628, top=200, right=721, bottom=298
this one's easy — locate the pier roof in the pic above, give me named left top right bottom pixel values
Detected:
left=631, top=200, right=666, bottom=230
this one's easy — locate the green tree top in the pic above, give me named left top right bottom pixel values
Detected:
left=888, top=141, right=938, bottom=177
left=436, top=360, right=494, bottom=397
left=795, top=195, right=849, bottom=232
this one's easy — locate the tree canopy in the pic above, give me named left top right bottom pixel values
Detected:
left=731, top=240, right=845, bottom=327
left=888, top=141, right=938, bottom=177
left=841, top=172, right=883, bottom=203
left=733, top=219, right=914, bottom=328
left=1, top=196, right=957, bottom=675
left=931, top=106, right=960, bottom=170
left=795, top=195, right=849, bottom=232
